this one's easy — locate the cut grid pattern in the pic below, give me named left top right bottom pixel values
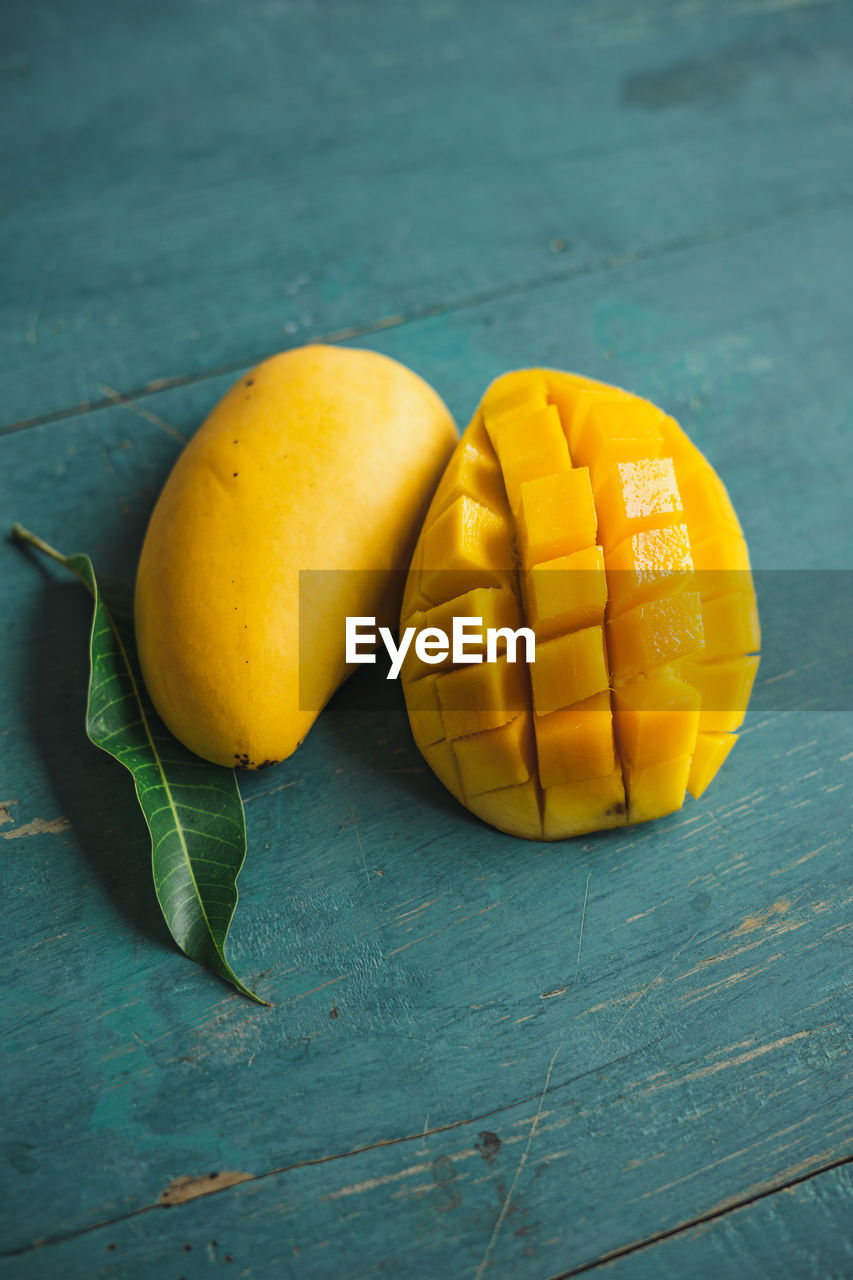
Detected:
left=400, top=370, right=760, bottom=839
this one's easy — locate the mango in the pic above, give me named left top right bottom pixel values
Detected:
left=135, top=344, right=457, bottom=767
left=400, top=369, right=759, bottom=840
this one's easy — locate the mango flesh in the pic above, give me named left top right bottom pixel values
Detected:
left=400, top=369, right=760, bottom=840
left=135, top=344, right=457, bottom=767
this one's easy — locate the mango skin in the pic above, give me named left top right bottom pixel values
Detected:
left=135, top=344, right=457, bottom=768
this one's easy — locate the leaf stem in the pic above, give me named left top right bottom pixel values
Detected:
left=11, top=523, right=69, bottom=566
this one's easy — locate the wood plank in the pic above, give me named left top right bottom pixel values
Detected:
left=1, top=208, right=850, bottom=1273
left=2, top=0, right=852, bottom=426
left=0, top=1021, right=849, bottom=1276
left=590, top=1161, right=853, bottom=1278
left=17, top=195, right=851, bottom=569
left=8, top=1160, right=850, bottom=1280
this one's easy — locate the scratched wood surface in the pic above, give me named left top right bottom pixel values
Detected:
left=4, top=0, right=853, bottom=432
left=1, top=1, right=851, bottom=1277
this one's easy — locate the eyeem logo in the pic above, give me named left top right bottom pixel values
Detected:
left=346, top=616, right=536, bottom=679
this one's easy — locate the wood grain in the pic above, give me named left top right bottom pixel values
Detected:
left=587, top=1161, right=853, bottom=1278
left=2, top=211, right=851, bottom=1274
left=1, top=0, right=851, bottom=1274
left=2, top=0, right=852, bottom=427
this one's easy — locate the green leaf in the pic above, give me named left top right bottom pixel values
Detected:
left=11, top=524, right=267, bottom=1005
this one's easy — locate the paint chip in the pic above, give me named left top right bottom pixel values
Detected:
left=158, top=1171, right=253, bottom=1207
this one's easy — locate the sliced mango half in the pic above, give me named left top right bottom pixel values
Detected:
left=400, top=371, right=759, bottom=839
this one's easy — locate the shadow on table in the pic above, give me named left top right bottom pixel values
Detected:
left=321, top=662, right=484, bottom=831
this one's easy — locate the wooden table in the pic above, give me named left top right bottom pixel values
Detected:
left=2, top=1, right=851, bottom=1275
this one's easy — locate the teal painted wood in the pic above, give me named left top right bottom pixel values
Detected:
left=12, top=197, right=853, bottom=571
left=1, top=1101, right=852, bottom=1280
left=601, top=1163, right=853, bottom=1279
left=1, top=211, right=851, bottom=1276
left=2, top=0, right=852, bottom=1273
left=2, top=0, right=853, bottom=428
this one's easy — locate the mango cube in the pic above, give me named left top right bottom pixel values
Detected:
left=701, top=592, right=761, bottom=659
left=526, top=544, right=607, bottom=639
left=676, top=655, right=760, bottom=733
left=613, top=676, right=700, bottom=769
left=518, top=468, right=597, bottom=567
left=543, top=769, right=626, bottom=840
left=691, top=527, right=752, bottom=601
left=430, top=437, right=508, bottom=521
left=401, top=367, right=759, bottom=839
left=420, top=494, right=513, bottom=603
left=545, top=372, right=619, bottom=430
left=572, top=395, right=664, bottom=487
left=594, top=456, right=684, bottom=549
left=418, top=587, right=522, bottom=661
left=605, top=524, right=693, bottom=617
left=626, top=753, right=691, bottom=824
left=534, top=692, right=615, bottom=788
left=607, top=590, right=704, bottom=679
left=436, top=656, right=528, bottom=740
left=482, top=375, right=548, bottom=428
left=491, top=405, right=572, bottom=511
left=676, top=459, right=740, bottom=540
left=452, top=714, right=535, bottom=796
left=530, top=625, right=610, bottom=715
left=688, top=733, right=738, bottom=799
left=403, top=674, right=444, bottom=749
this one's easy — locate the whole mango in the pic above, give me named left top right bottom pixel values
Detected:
left=400, top=369, right=759, bottom=840
left=135, top=344, right=457, bottom=767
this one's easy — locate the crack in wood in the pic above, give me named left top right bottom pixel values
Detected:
left=3, top=190, right=853, bottom=441
left=0, top=1039, right=662, bottom=1259
left=541, top=1152, right=853, bottom=1279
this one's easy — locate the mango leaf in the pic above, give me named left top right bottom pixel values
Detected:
left=11, top=524, right=267, bottom=1005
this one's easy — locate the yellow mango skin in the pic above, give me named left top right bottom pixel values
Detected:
left=401, top=368, right=759, bottom=840
left=135, top=345, right=457, bottom=768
